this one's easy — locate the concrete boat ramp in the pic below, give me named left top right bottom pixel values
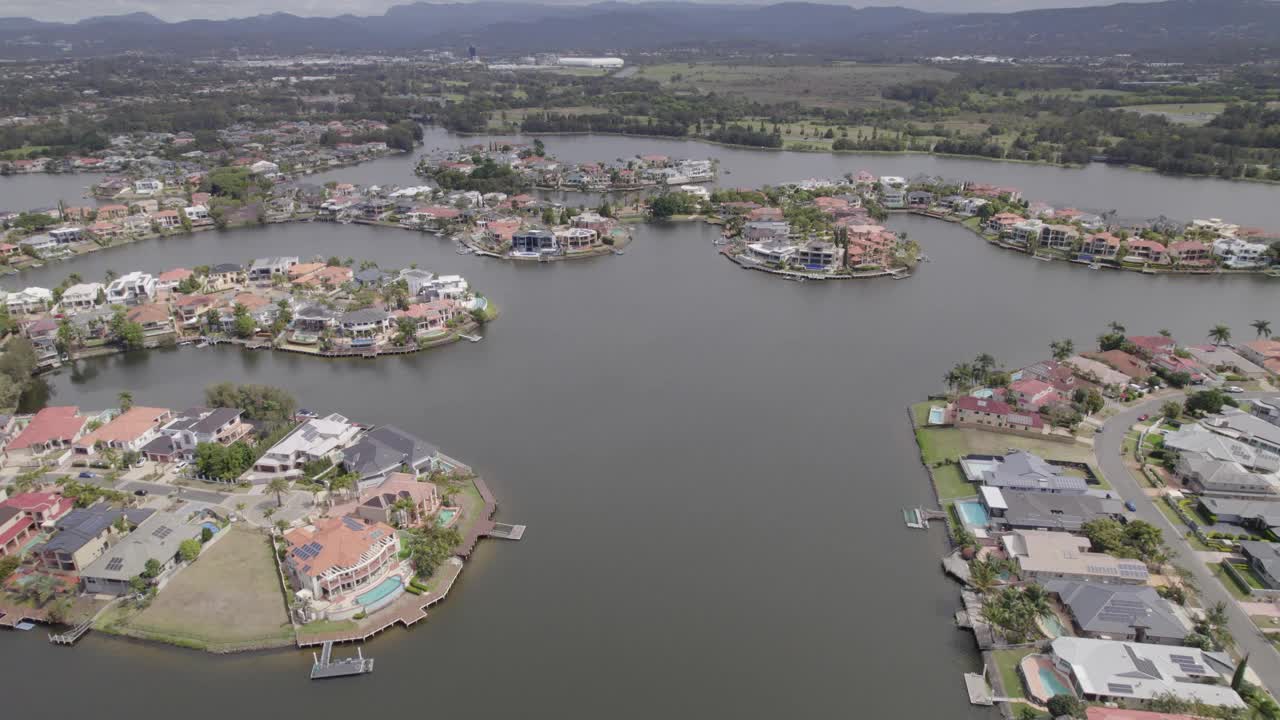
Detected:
left=311, top=641, right=374, bottom=679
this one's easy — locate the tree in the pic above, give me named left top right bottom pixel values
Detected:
left=1184, top=388, right=1237, bottom=416
left=394, top=316, right=417, bottom=346
left=118, top=391, right=133, bottom=411
left=266, top=477, right=290, bottom=507
left=1050, top=339, right=1075, bottom=361
left=55, top=318, right=81, bottom=355
left=968, top=557, right=999, bottom=595
left=1161, top=400, right=1182, bottom=420
left=1252, top=320, right=1272, bottom=339
left=1232, top=654, right=1249, bottom=691
left=0, top=554, right=20, bottom=582
left=1208, top=324, right=1232, bottom=346
left=973, top=353, right=996, bottom=384
left=178, top=538, right=201, bottom=563
left=142, top=558, right=162, bottom=579
left=1108, top=320, right=1126, bottom=335
left=1046, top=695, right=1086, bottom=718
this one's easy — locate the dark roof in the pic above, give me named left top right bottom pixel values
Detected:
left=295, top=304, right=335, bottom=320
left=0, top=505, right=20, bottom=525
left=40, top=504, right=154, bottom=555
left=190, top=407, right=241, bottom=434
left=211, top=263, right=242, bottom=273
left=981, top=451, right=1088, bottom=493
left=1046, top=580, right=1188, bottom=641
left=343, top=425, right=438, bottom=478
left=353, top=268, right=388, bottom=284
left=340, top=308, right=388, bottom=324
left=999, top=490, right=1124, bottom=532
left=142, top=435, right=179, bottom=456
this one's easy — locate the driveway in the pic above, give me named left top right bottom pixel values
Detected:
left=1095, top=392, right=1280, bottom=696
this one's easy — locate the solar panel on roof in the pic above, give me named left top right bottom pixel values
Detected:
left=1107, top=683, right=1134, bottom=694
left=152, top=526, right=173, bottom=539
left=105, top=557, right=124, bottom=571
left=1169, top=654, right=1195, bottom=663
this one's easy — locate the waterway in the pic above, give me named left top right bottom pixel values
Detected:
left=5, top=210, right=1279, bottom=719
left=7, top=126, right=1280, bottom=225
left=2, top=133, right=1279, bottom=720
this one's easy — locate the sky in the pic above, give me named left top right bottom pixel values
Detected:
left=5, top=0, right=1162, bottom=23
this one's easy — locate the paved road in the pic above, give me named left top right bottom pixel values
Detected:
left=118, top=480, right=228, bottom=505
left=1095, top=392, right=1280, bottom=695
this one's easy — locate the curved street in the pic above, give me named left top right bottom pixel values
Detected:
left=1095, top=392, right=1280, bottom=696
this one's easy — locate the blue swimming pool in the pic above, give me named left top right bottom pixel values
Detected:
left=927, top=406, right=946, bottom=425
left=955, top=500, right=990, bottom=527
left=1040, top=613, right=1067, bottom=638
left=436, top=508, right=458, bottom=527
left=1038, top=667, right=1072, bottom=698
left=356, top=577, right=402, bottom=607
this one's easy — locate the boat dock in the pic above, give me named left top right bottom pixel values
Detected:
left=458, top=334, right=482, bottom=343
left=903, top=507, right=946, bottom=529
left=964, top=671, right=994, bottom=706
left=486, top=523, right=525, bottom=540
left=311, top=641, right=374, bottom=679
left=49, top=618, right=93, bottom=646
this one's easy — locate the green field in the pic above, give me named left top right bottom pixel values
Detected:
left=630, top=62, right=955, bottom=109
left=1115, top=102, right=1230, bottom=126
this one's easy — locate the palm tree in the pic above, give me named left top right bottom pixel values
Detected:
left=328, top=472, right=355, bottom=500
left=1208, top=324, right=1232, bottom=346
left=1108, top=320, right=1126, bottom=335
left=117, top=391, right=133, bottom=411
left=968, top=557, right=999, bottom=595
left=1158, top=328, right=1172, bottom=337
left=266, top=477, right=290, bottom=507
left=973, top=353, right=996, bottom=385
left=1050, top=339, right=1075, bottom=361
left=1251, top=320, right=1272, bottom=339
left=1022, top=583, right=1051, bottom=618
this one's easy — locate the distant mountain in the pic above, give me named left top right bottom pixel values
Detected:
left=0, top=0, right=1276, bottom=59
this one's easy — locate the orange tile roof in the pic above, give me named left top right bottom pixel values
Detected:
left=74, top=407, right=169, bottom=447
left=8, top=407, right=85, bottom=450
left=285, top=516, right=396, bottom=578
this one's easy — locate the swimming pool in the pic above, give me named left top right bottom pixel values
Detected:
left=356, top=576, right=403, bottom=607
left=927, top=406, right=947, bottom=425
left=1040, top=613, right=1067, bottom=638
left=955, top=500, right=990, bottom=527
left=436, top=508, right=458, bottom=527
left=1038, top=667, right=1072, bottom=698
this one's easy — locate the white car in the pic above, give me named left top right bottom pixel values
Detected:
left=1224, top=386, right=1245, bottom=393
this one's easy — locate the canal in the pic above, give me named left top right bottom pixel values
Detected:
left=4, top=209, right=1278, bottom=719
left=1, top=133, right=1278, bottom=720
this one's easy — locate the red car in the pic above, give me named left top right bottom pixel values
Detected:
left=1138, top=414, right=1149, bottom=421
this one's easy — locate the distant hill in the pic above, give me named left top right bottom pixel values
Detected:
left=0, top=0, right=1277, bottom=59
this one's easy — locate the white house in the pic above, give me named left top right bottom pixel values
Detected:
left=133, top=178, right=163, bottom=194
left=183, top=205, right=209, bottom=221
left=59, top=282, right=105, bottom=312
left=426, top=275, right=470, bottom=300
left=105, top=271, right=157, bottom=305
left=250, top=160, right=280, bottom=176
left=5, top=287, right=53, bottom=314
left=1213, top=237, right=1271, bottom=269
left=251, top=413, right=361, bottom=477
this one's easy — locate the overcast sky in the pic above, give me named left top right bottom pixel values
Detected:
left=7, top=0, right=1159, bottom=23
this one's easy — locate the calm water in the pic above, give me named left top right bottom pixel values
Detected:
left=6, top=126, right=1280, bottom=225
left=4, top=209, right=1278, bottom=719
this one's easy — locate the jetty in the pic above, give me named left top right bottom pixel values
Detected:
left=49, top=618, right=94, bottom=646
left=311, top=641, right=374, bottom=679
left=486, top=522, right=526, bottom=540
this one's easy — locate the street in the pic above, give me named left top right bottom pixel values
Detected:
left=1095, top=392, right=1280, bottom=696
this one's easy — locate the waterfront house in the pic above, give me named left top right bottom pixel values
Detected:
left=1006, top=378, right=1060, bottom=411
left=287, top=262, right=326, bottom=283
left=292, top=305, right=337, bottom=334
left=1045, top=580, right=1190, bottom=644
left=19, top=234, right=59, bottom=256
left=106, top=271, right=157, bottom=305
left=985, top=212, right=1024, bottom=235
left=183, top=205, right=209, bottom=222
left=1239, top=339, right=1280, bottom=376
left=353, top=268, right=390, bottom=287
left=81, top=511, right=203, bottom=595
left=1048, top=637, right=1243, bottom=709
left=252, top=413, right=359, bottom=477
left=341, top=425, right=440, bottom=487
left=97, top=204, right=129, bottom=220
left=1188, top=345, right=1268, bottom=379
left=353, top=472, right=441, bottom=527
left=1038, top=224, right=1080, bottom=251
left=248, top=256, right=299, bottom=281
left=947, top=396, right=1045, bottom=435
left=1238, top=541, right=1280, bottom=591
left=961, top=451, right=1087, bottom=494
left=5, top=287, right=54, bottom=314
left=572, top=212, right=611, bottom=233
left=87, top=220, right=124, bottom=240
left=5, top=406, right=87, bottom=458
left=906, top=190, right=934, bottom=208
left=1085, top=709, right=1208, bottom=720
left=1123, top=239, right=1167, bottom=264
left=1167, top=240, right=1212, bottom=266
left=988, top=488, right=1125, bottom=532
left=1086, top=350, right=1150, bottom=383
left=1080, top=232, right=1121, bottom=259
left=283, top=515, right=400, bottom=601
left=1213, top=237, right=1271, bottom=269
left=299, top=265, right=352, bottom=288
left=511, top=229, right=558, bottom=256
left=555, top=227, right=599, bottom=253
left=174, top=294, right=219, bottom=328
left=338, top=309, right=390, bottom=345
left=37, top=503, right=153, bottom=573
left=743, top=221, right=790, bottom=243
left=395, top=300, right=458, bottom=335
left=133, top=178, right=163, bottom=194
left=143, top=407, right=252, bottom=463
left=208, top=263, right=245, bottom=291
left=745, top=242, right=796, bottom=266
left=398, top=269, right=434, bottom=297
left=156, top=268, right=193, bottom=292
left=152, top=209, right=181, bottom=229
left=49, top=226, right=84, bottom=244
left=59, top=282, right=105, bottom=312
left=0, top=506, right=34, bottom=558
left=1126, top=335, right=1175, bottom=359
left=126, top=303, right=176, bottom=337
left=1002, top=530, right=1149, bottom=585
left=1009, top=219, right=1044, bottom=247
left=792, top=240, right=842, bottom=272
left=73, top=406, right=172, bottom=456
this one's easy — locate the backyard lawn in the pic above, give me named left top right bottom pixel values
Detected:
left=991, top=648, right=1035, bottom=700
left=931, top=464, right=975, bottom=501
left=1210, top=562, right=1251, bottom=601
left=97, top=526, right=293, bottom=651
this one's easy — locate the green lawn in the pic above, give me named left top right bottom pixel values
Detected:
left=1211, top=562, right=1252, bottom=600
left=1229, top=562, right=1266, bottom=590
left=932, top=464, right=975, bottom=500
left=909, top=401, right=935, bottom=427
left=915, top=427, right=969, bottom=465
left=991, top=648, right=1035, bottom=700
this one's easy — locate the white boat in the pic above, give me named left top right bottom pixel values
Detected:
left=1088, top=262, right=1101, bottom=270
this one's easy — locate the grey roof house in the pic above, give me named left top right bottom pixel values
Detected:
left=37, top=504, right=154, bottom=572
left=1239, top=541, right=1280, bottom=591
left=989, top=488, right=1124, bottom=532
left=81, top=511, right=203, bottom=596
left=1045, top=580, right=1190, bottom=644
left=342, top=425, right=440, bottom=488
left=964, top=451, right=1088, bottom=495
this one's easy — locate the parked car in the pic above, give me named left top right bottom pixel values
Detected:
left=78, top=471, right=97, bottom=479
left=133, top=489, right=148, bottom=497
left=1125, top=501, right=1138, bottom=512
left=1225, top=386, right=1245, bottom=393
left=1138, top=414, right=1149, bottom=421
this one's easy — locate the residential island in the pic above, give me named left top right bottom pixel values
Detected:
left=0, top=383, right=512, bottom=651
left=909, top=323, right=1280, bottom=719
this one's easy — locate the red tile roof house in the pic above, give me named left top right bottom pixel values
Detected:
left=985, top=212, right=1025, bottom=235
left=747, top=207, right=785, bottom=222
left=1081, top=232, right=1121, bottom=259
left=97, top=204, right=129, bottom=220
left=173, top=293, right=219, bottom=327
left=1167, top=240, right=1213, bottom=267
left=72, top=406, right=172, bottom=455
left=351, top=472, right=441, bottom=527
left=0, top=491, right=74, bottom=557
left=5, top=407, right=88, bottom=460
left=283, top=516, right=402, bottom=616
left=2, top=491, right=73, bottom=525
left=1123, top=238, right=1167, bottom=264
left=1085, top=708, right=1204, bottom=720
left=1151, top=354, right=1211, bottom=384
left=1127, top=335, right=1176, bottom=359
left=1087, top=350, right=1151, bottom=382
left=1239, top=339, right=1280, bottom=376
left=1007, top=378, right=1061, bottom=411
left=126, top=303, right=175, bottom=335
left=947, top=396, right=1047, bottom=437
left=395, top=299, right=459, bottom=334
left=0, top=505, right=35, bottom=558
